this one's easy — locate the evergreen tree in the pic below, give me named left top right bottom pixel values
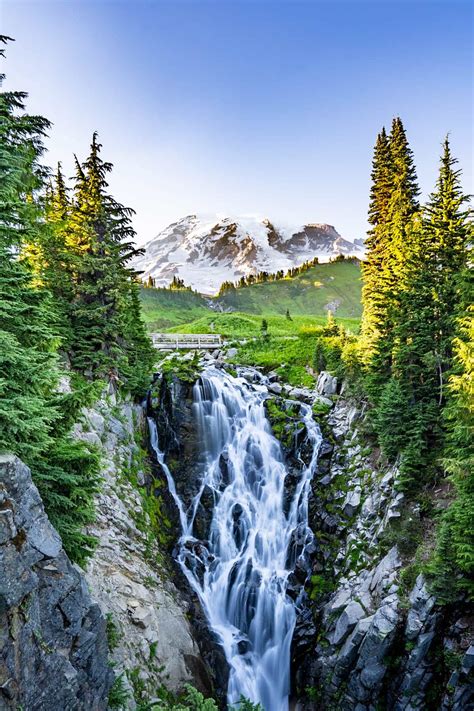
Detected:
left=361, top=127, right=393, bottom=355
left=386, top=140, right=472, bottom=486
left=361, top=118, right=420, bottom=386
left=64, top=133, right=154, bottom=389
left=0, top=36, right=99, bottom=562
left=429, top=267, right=474, bottom=601
left=0, top=34, right=58, bottom=462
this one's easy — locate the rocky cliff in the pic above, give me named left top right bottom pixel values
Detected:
left=295, top=375, right=474, bottom=711
left=73, top=389, right=216, bottom=708
left=0, top=454, right=111, bottom=711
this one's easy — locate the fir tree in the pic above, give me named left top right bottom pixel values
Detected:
left=387, top=140, right=472, bottom=486
left=0, top=36, right=99, bottom=562
left=429, top=267, right=474, bottom=601
left=64, top=133, right=154, bottom=389
left=361, top=127, right=393, bottom=355
left=362, top=118, right=420, bottom=385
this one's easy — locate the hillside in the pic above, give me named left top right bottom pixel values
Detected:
left=139, top=260, right=362, bottom=331
left=133, top=214, right=365, bottom=294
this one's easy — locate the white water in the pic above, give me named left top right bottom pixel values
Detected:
left=148, top=367, right=322, bottom=710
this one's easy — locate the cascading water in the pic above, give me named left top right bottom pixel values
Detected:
left=148, top=367, right=322, bottom=710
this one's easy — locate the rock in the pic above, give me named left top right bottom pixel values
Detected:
left=288, top=387, right=313, bottom=403
left=84, top=409, right=106, bottom=436
left=130, top=605, right=153, bottom=629
left=461, top=645, right=474, bottom=674
left=318, top=440, right=334, bottom=459
left=84, top=396, right=219, bottom=701
left=332, top=601, right=366, bottom=645
left=369, top=547, right=401, bottom=593
left=329, top=587, right=352, bottom=613
left=226, top=347, right=238, bottom=359
left=317, top=371, right=338, bottom=396
left=343, top=487, right=362, bottom=517
left=268, top=382, right=283, bottom=395
left=314, top=394, right=333, bottom=408
left=0, top=454, right=112, bottom=710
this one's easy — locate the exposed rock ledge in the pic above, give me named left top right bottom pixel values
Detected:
left=0, top=454, right=111, bottom=711
left=294, top=380, right=474, bottom=711
left=74, top=393, right=213, bottom=707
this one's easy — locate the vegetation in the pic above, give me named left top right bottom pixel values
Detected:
left=322, top=117, right=473, bottom=601
left=139, top=259, right=362, bottom=328
left=0, top=37, right=154, bottom=564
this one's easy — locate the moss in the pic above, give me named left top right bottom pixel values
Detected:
left=264, top=398, right=300, bottom=449
left=307, top=573, right=335, bottom=601
left=160, top=353, right=202, bottom=384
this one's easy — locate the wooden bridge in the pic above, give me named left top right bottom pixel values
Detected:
left=151, top=333, right=223, bottom=350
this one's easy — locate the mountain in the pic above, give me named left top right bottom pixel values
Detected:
left=133, top=214, right=365, bottom=295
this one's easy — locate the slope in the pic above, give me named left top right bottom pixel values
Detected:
left=139, top=260, right=362, bottom=331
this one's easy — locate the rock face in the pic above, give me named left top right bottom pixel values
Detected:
left=294, top=394, right=474, bottom=711
left=74, top=395, right=215, bottom=707
left=0, top=454, right=111, bottom=711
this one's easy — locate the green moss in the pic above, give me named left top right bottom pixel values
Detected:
left=160, top=352, right=202, bottom=384
left=265, top=398, right=300, bottom=448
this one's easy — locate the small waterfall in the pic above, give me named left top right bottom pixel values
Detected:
left=148, top=367, right=322, bottom=711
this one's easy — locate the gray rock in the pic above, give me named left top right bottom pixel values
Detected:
left=0, top=454, right=111, bottom=710
left=343, top=487, right=362, bottom=517
left=288, top=387, right=313, bottom=402
left=317, top=371, right=338, bottom=396
left=84, top=409, right=106, bottom=436
left=332, top=601, right=366, bottom=645
left=226, top=347, right=238, bottom=359
left=268, top=382, right=283, bottom=395
left=369, top=546, right=401, bottom=592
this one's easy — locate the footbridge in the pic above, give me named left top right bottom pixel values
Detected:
left=151, top=333, right=223, bottom=350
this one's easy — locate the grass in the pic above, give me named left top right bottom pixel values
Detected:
left=139, top=260, right=362, bottom=330
left=139, top=263, right=361, bottom=387
left=234, top=333, right=319, bottom=386
left=167, top=312, right=360, bottom=338
left=139, top=286, right=210, bottom=331
left=218, top=260, right=362, bottom=318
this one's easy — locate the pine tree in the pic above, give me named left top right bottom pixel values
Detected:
left=361, top=127, right=393, bottom=356
left=428, top=267, right=474, bottom=600
left=0, top=35, right=58, bottom=462
left=65, top=133, right=154, bottom=387
left=0, top=36, right=99, bottom=562
left=386, top=140, right=472, bottom=486
left=362, top=118, right=420, bottom=387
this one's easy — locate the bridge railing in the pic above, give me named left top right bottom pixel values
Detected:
left=151, top=333, right=223, bottom=350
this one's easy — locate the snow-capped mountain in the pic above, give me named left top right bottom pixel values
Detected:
left=133, top=214, right=365, bottom=295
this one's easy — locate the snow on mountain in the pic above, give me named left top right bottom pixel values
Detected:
left=133, top=214, right=365, bottom=295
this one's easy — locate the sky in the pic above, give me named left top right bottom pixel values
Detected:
left=1, top=0, right=473, bottom=245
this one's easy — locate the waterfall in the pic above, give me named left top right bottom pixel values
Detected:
left=148, top=367, right=322, bottom=711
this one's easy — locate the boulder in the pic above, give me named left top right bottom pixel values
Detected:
left=332, top=601, right=366, bottom=645
left=343, top=487, right=362, bottom=517
left=317, top=371, right=338, bottom=396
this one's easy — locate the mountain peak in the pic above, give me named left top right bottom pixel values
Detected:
left=133, top=215, right=364, bottom=295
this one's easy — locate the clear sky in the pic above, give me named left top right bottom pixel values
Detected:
left=2, top=0, right=473, bottom=245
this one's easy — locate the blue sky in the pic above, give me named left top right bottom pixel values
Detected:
left=2, top=0, right=472, bottom=244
